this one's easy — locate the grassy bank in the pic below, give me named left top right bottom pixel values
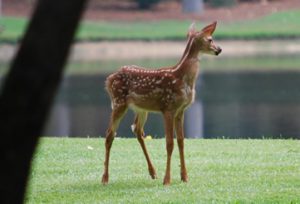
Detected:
left=1, top=10, right=300, bottom=43
left=26, top=138, right=300, bottom=203
left=1, top=54, right=300, bottom=77
left=64, top=54, right=300, bottom=75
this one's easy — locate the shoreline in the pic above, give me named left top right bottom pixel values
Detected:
left=1, top=39, right=300, bottom=62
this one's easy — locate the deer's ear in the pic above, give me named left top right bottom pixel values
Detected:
left=201, top=21, right=217, bottom=36
left=187, top=22, right=196, bottom=37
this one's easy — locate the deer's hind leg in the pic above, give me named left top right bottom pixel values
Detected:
left=132, top=111, right=157, bottom=179
left=102, top=104, right=128, bottom=185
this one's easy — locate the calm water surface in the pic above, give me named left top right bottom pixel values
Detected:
left=42, top=55, right=300, bottom=139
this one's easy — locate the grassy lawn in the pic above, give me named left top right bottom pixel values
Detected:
left=26, top=138, right=300, bottom=203
left=1, top=10, right=300, bottom=43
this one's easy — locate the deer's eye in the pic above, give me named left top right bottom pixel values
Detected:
left=208, top=38, right=213, bottom=43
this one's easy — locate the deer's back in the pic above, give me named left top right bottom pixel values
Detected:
left=106, top=65, right=195, bottom=112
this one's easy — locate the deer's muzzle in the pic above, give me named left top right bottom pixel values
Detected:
left=215, top=47, right=222, bottom=55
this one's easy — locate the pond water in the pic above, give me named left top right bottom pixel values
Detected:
left=41, top=54, right=300, bottom=139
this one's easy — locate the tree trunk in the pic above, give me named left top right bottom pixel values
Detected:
left=0, top=0, right=87, bottom=203
left=182, top=0, right=204, bottom=14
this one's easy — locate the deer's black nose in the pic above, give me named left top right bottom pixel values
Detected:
left=216, top=47, right=222, bottom=55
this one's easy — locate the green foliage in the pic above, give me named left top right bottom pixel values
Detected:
left=0, top=10, right=300, bottom=43
left=208, top=0, right=237, bottom=8
left=26, top=138, right=300, bottom=203
left=135, top=0, right=161, bottom=9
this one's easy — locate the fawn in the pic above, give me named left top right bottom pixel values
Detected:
left=102, top=22, right=222, bottom=185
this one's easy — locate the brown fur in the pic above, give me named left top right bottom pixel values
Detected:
left=102, top=22, right=222, bottom=185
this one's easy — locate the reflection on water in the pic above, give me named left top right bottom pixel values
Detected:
left=1, top=53, right=298, bottom=139
left=202, top=72, right=300, bottom=138
left=43, top=70, right=300, bottom=139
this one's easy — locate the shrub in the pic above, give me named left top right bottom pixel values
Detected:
left=208, top=0, right=237, bottom=7
left=135, top=0, right=161, bottom=9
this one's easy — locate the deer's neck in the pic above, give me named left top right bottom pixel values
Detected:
left=173, top=37, right=200, bottom=87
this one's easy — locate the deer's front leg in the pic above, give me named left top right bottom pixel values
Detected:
left=163, top=111, right=175, bottom=185
left=175, top=112, right=188, bottom=182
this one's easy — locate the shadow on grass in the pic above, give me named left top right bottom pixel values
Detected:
left=68, top=176, right=185, bottom=194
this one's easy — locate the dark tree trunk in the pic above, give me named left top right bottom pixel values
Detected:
left=0, top=0, right=87, bottom=203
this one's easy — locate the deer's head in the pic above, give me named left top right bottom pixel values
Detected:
left=187, top=21, right=222, bottom=56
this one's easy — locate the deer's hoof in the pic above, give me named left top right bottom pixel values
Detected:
left=163, top=176, right=171, bottom=186
left=150, top=173, right=158, bottom=180
left=101, top=173, right=109, bottom=185
left=181, top=175, right=188, bottom=183
left=149, top=168, right=157, bottom=179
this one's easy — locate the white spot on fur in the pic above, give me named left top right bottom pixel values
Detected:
left=152, top=88, right=163, bottom=94
left=155, top=80, right=162, bottom=84
left=131, top=124, right=136, bottom=133
left=166, top=89, right=172, bottom=93
left=111, top=102, right=114, bottom=109
left=191, top=90, right=196, bottom=103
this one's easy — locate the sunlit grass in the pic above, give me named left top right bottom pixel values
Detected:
left=77, top=10, right=300, bottom=40
left=26, top=138, right=300, bottom=203
left=218, top=10, right=300, bottom=39
left=1, top=10, right=300, bottom=43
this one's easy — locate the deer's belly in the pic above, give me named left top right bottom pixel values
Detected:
left=127, top=91, right=167, bottom=112
left=127, top=87, right=195, bottom=112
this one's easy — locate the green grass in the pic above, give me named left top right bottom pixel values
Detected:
left=1, top=10, right=300, bottom=43
left=77, top=20, right=188, bottom=41
left=0, top=16, right=28, bottom=43
left=77, top=10, right=300, bottom=40
left=26, top=138, right=300, bottom=203
left=218, top=10, right=300, bottom=39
